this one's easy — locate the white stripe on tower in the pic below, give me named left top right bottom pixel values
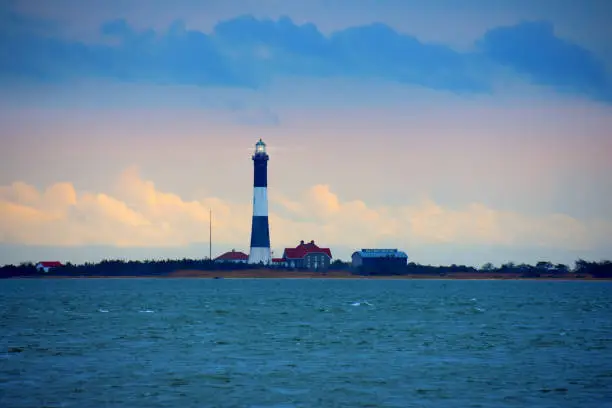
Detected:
left=249, top=247, right=270, bottom=264
left=252, top=187, right=268, bottom=217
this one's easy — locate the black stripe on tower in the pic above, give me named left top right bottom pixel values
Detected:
left=250, top=216, right=270, bottom=247
left=253, top=154, right=268, bottom=187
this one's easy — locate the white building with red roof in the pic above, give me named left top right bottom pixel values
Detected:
left=282, top=240, right=333, bottom=270
left=35, top=261, right=64, bottom=273
left=214, top=250, right=249, bottom=264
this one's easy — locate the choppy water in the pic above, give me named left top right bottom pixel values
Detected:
left=1, top=279, right=611, bottom=408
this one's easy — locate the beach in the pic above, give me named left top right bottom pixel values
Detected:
left=11, top=269, right=607, bottom=280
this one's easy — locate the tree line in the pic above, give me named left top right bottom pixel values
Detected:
left=1, top=258, right=611, bottom=278
left=1, top=259, right=260, bottom=278
left=405, top=259, right=612, bottom=278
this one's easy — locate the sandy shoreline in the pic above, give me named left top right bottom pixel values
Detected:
left=6, top=269, right=610, bottom=281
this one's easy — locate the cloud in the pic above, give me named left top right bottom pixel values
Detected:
left=271, top=187, right=608, bottom=252
left=1, top=4, right=610, bottom=100
left=0, top=166, right=251, bottom=247
left=479, top=21, right=611, bottom=101
left=1, top=168, right=610, bottom=265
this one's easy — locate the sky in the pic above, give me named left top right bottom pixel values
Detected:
left=1, top=0, right=611, bottom=267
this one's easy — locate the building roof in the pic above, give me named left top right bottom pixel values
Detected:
left=353, top=249, right=408, bottom=259
left=283, top=240, right=332, bottom=259
left=215, top=250, right=248, bottom=261
left=37, top=261, right=64, bottom=267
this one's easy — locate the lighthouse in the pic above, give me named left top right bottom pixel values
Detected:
left=248, top=138, right=272, bottom=264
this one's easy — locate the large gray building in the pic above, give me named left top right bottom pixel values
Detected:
left=351, top=249, right=409, bottom=275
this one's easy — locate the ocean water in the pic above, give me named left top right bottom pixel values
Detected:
left=1, top=279, right=611, bottom=408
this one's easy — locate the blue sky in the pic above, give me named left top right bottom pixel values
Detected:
left=1, top=0, right=611, bottom=266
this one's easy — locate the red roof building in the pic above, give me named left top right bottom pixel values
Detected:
left=282, top=240, right=333, bottom=270
left=35, top=261, right=64, bottom=273
left=214, top=250, right=248, bottom=264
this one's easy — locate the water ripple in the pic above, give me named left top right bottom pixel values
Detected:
left=1, top=279, right=611, bottom=407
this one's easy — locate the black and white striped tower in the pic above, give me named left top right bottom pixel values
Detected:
left=248, top=138, right=271, bottom=264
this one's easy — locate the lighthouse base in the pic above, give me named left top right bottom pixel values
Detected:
left=248, top=247, right=271, bottom=265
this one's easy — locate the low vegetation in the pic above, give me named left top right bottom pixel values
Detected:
left=1, top=258, right=611, bottom=279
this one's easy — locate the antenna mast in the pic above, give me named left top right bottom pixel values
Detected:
left=209, top=208, right=212, bottom=261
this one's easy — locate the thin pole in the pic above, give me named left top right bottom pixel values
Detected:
left=209, top=208, right=212, bottom=260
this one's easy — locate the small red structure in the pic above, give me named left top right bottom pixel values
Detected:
left=214, top=250, right=248, bottom=264
left=282, top=240, right=332, bottom=270
left=36, top=261, right=64, bottom=273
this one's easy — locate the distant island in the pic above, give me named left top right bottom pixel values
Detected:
left=1, top=259, right=611, bottom=280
